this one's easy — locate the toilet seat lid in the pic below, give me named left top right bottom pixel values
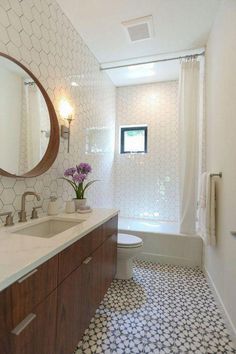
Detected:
left=118, top=233, right=143, bottom=248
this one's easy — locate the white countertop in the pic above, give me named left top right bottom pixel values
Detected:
left=0, top=208, right=119, bottom=292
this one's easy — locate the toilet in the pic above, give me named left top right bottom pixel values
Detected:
left=115, top=233, right=143, bottom=280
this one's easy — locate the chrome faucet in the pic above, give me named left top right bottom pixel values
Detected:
left=18, top=192, right=41, bottom=223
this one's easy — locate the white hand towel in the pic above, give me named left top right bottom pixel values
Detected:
left=198, top=172, right=207, bottom=234
left=198, top=173, right=216, bottom=246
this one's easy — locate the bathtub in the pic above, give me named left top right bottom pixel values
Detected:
left=118, top=217, right=202, bottom=267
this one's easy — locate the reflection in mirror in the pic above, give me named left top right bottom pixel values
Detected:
left=0, top=56, right=50, bottom=176
left=85, top=127, right=113, bottom=154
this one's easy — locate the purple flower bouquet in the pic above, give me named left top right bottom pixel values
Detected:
left=62, top=163, right=97, bottom=200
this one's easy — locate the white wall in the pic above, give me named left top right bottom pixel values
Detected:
left=0, top=0, right=115, bottom=217
left=114, top=81, right=179, bottom=221
left=205, top=0, right=236, bottom=334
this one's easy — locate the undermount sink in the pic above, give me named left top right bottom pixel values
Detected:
left=12, top=218, right=83, bottom=238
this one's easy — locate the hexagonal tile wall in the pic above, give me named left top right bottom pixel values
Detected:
left=0, top=0, right=116, bottom=223
left=114, top=82, right=179, bottom=222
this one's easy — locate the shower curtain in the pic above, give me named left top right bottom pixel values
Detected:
left=179, top=59, right=201, bottom=235
left=18, top=81, right=41, bottom=174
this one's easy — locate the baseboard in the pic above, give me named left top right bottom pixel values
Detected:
left=138, top=251, right=201, bottom=268
left=204, top=266, right=236, bottom=343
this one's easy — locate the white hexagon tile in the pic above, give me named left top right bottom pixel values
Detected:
left=0, top=0, right=180, bottom=223
left=0, top=0, right=116, bottom=221
left=114, top=82, right=179, bottom=222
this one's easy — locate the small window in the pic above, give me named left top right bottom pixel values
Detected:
left=120, top=126, right=147, bottom=154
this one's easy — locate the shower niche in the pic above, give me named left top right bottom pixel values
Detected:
left=0, top=53, right=59, bottom=178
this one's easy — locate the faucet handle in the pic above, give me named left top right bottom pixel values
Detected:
left=18, top=210, right=27, bottom=223
left=31, top=206, right=42, bottom=220
left=0, top=211, right=14, bottom=227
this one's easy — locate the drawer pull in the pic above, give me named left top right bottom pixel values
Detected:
left=11, top=313, right=36, bottom=336
left=83, top=256, right=92, bottom=264
left=18, top=269, right=38, bottom=284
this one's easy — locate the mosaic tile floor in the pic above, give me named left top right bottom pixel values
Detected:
left=76, top=260, right=236, bottom=354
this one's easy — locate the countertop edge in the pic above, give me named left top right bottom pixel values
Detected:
left=0, top=209, right=119, bottom=292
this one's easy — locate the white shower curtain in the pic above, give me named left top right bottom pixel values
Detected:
left=18, top=81, right=41, bottom=174
left=179, top=59, right=200, bottom=235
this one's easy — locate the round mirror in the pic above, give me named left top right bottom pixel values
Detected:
left=0, top=53, right=59, bottom=178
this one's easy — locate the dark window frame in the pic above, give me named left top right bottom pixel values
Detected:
left=120, top=126, right=148, bottom=154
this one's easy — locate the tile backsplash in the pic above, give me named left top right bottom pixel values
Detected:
left=0, top=0, right=116, bottom=220
left=114, top=81, right=179, bottom=221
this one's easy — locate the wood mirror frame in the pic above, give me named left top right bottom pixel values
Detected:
left=0, top=52, right=59, bottom=178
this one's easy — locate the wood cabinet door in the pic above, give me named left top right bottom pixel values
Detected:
left=102, top=232, right=118, bottom=291
left=89, top=242, right=104, bottom=318
left=56, top=262, right=90, bottom=354
left=102, top=215, right=118, bottom=241
left=56, top=233, right=117, bottom=354
left=0, top=288, right=12, bottom=354
left=10, top=256, right=58, bottom=329
left=10, top=290, right=57, bottom=354
left=90, top=232, right=117, bottom=318
left=58, top=225, right=103, bottom=283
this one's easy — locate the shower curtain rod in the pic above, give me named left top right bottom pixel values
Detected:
left=100, top=51, right=205, bottom=71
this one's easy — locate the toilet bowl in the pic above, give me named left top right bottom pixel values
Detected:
left=115, top=233, right=143, bottom=280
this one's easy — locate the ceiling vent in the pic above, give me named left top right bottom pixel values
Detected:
left=122, top=15, right=154, bottom=42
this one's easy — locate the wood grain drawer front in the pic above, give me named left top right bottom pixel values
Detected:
left=56, top=263, right=90, bottom=354
left=10, top=290, right=57, bottom=354
left=6, top=255, right=58, bottom=328
left=0, top=289, right=12, bottom=354
left=58, top=225, right=104, bottom=283
left=0, top=289, right=12, bottom=341
left=101, top=233, right=118, bottom=291
left=102, top=215, right=118, bottom=241
left=58, top=216, right=118, bottom=283
left=57, top=234, right=117, bottom=354
left=0, top=334, right=11, bottom=354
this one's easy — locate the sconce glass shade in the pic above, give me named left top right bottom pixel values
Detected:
left=59, top=99, right=73, bottom=153
left=59, top=99, right=73, bottom=120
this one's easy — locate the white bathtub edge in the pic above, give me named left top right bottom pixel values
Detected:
left=119, top=228, right=202, bottom=268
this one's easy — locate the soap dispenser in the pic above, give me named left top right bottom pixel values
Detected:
left=48, top=196, right=59, bottom=216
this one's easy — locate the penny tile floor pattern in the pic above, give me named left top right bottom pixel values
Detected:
left=75, top=260, right=236, bottom=354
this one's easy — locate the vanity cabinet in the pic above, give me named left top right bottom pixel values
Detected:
left=11, top=290, right=57, bottom=354
left=6, top=256, right=58, bottom=329
left=0, top=215, right=118, bottom=354
left=0, top=255, right=58, bottom=354
left=56, top=259, right=89, bottom=354
left=56, top=220, right=117, bottom=354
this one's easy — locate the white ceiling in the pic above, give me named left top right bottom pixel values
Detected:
left=57, top=0, right=221, bottom=86
left=101, top=48, right=205, bottom=86
left=104, top=59, right=180, bottom=87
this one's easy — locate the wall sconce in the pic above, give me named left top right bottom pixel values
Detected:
left=59, top=99, right=73, bottom=153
